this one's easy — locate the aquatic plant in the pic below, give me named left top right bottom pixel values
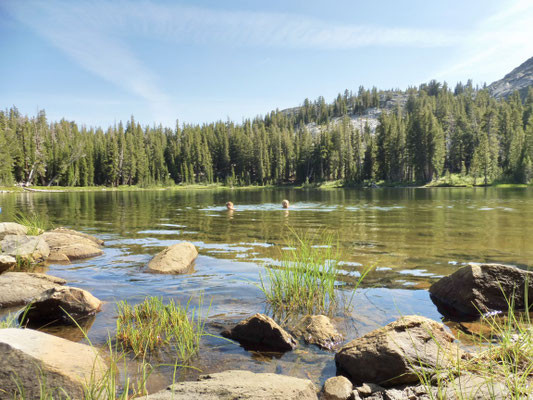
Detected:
left=258, top=228, right=370, bottom=316
left=13, top=211, right=50, bottom=235
left=0, top=312, right=19, bottom=329
left=116, top=296, right=206, bottom=361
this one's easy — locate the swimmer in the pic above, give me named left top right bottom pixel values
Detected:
left=226, top=201, right=235, bottom=210
left=282, top=199, right=290, bottom=209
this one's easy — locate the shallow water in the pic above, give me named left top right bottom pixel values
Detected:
left=1, top=187, right=532, bottom=391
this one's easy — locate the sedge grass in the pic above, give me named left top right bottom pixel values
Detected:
left=116, top=296, right=206, bottom=362
left=13, top=211, right=50, bottom=235
left=258, top=229, right=369, bottom=317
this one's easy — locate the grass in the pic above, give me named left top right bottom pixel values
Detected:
left=116, top=296, right=207, bottom=362
left=258, top=228, right=370, bottom=317
left=0, top=312, right=19, bottom=328
left=12, top=210, right=50, bottom=235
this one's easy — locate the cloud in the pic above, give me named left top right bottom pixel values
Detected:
left=430, top=0, right=533, bottom=85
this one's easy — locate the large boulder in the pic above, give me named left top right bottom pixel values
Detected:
left=41, top=231, right=103, bottom=262
left=0, top=255, right=16, bottom=274
left=223, top=313, right=297, bottom=352
left=21, top=286, right=102, bottom=325
left=335, top=316, right=462, bottom=386
left=0, top=222, right=27, bottom=240
left=0, top=272, right=66, bottom=308
left=0, top=328, right=106, bottom=399
left=429, top=264, right=533, bottom=320
left=292, top=315, right=343, bottom=350
left=50, top=227, right=104, bottom=246
left=144, top=370, right=318, bottom=400
left=1, top=234, right=50, bottom=262
left=147, top=242, right=198, bottom=274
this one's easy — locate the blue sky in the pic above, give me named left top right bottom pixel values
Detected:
left=1, top=0, right=532, bottom=128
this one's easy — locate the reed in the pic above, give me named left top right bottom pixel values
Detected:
left=13, top=211, right=50, bottom=235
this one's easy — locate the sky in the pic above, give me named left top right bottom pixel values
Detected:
left=0, top=0, right=532, bottom=128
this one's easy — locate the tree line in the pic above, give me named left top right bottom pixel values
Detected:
left=1, top=81, right=532, bottom=187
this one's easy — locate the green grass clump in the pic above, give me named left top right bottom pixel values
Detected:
left=13, top=211, right=50, bottom=235
left=116, top=296, right=206, bottom=362
left=0, top=313, right=19, bottom=329
left=258, top=229, right=369, bottom=316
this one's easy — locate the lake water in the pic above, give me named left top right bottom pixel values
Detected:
left=1, top=187, right=532, bottom=391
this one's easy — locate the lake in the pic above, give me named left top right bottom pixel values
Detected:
left=1, top=187, right=532, bottom=391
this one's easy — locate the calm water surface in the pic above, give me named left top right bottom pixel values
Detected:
left=0, top=187, right=532, bottom=390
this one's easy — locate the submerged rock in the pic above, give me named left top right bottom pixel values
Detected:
left=292, top=315, right=343, bottom=350
left=223, top=313, right=297, bottom=352
left=0, top=328, right=106, bottom=399
left=335, top=315, right=462, bottom=386
left=0, top=272, right=66, bottom=308
left=0, top=254, right=16, bottom=273
left=322, top=376, right=353, bottom=400
left=147, top=242, right=198, bottom=274
left=429, top=263, right=533, bottom=320
left=0, top=222, right=27, bottom=240
left=1, top=234, right=50, bottom=262
left=145, top=370, right=318, bottom=399
left=41, top=231, right=103, bottom=262
left=21, top=286, right=102, bottom=325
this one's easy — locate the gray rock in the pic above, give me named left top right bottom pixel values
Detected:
left=323, top=376, right=353, bottom=400
left=223, top=313, right=297, bottom=352
left=49, top=227, right=104, bottom=246
left=355, top=383, right=385, bottom=397
left=0, top=328, right=107, bottom=399
left=488, top=56, right=533, bottom=100
left=0, top=272, right=66, bottom=308
left=147, top=242, right=198, bottom=274
left=144, top=370, right=318, bottom=399
left=0, top=255, right=16, bottom=273
left=335, top=316, right=462, bottom=386
left=429, top=263, right=533, bottom=320
left=293, top=315, right=343, bottom=350
left=1, top=234, right=50, bottom=262
left=41, top=231, right=103, bottom=262
left=443, top=373, right=508, bottom=400
left=0, top=222, right=27, bottom=240
left=21, top=286, right=102, bottom=325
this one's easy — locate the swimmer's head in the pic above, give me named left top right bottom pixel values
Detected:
left=282, top=199, right=290, bottom=209
left=226, top=201, right=235, bottom=210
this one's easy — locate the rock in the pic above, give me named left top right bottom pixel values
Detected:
left=350, top=391, right=362, bottom=400
left=443, top=373, right=508, bottom=400
left=293, top=315, right=343, bottom=350
left=144, top=370, right=318, bottom=399
left=488, top=55, right=533, bottom=100
left=41, top=231, right=103, bottom=262
left=147, top=242, right=198, bottom=274
left=323, top=376, right=353, bottom=400
left=0, top=328, right=106, bottom=399
left=0, top=254, right=16, bottom=273
left=335, top=316, right=462, bottom=386
left=1, top=234, right=50, bottom=262
left=223, top=313, right=297, bottom=352
left=0, top=222, right=28, bottom=240
left=21, top=286, right=102, bottom=325
left=0, top=272, right=66, bottom=308
left=355, top=383, right=385, bottom=397
left=429, top=263, right=533, bottom=320
left=50, top=227, right=104, bottom=246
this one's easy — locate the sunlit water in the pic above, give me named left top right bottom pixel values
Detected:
left=1, top=187, right=532, bottom=391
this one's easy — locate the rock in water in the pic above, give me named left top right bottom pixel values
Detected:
left=21, top=286, right=102, bottom=325
left=0, top=254, right=16, bottom=273
left=335, top=315, right=462, bottom=386
left=429, top=263, right=533, bottom=320
left=1, top=234, right=50, bottom=262
left=50, top=227, right=104, bottom=246
left=0, top=328, right=106, bottom=399
left=0, top=272, right=66, bottom=308
left=0, top=222, right=27, bottom=240
left=293, top=315, right=343, bottom=350
left=147, top=242, right=198, bottom=274
left=223, top=313, right=297, bottom=352
left=41, top=231, right=103, bottom=262
left=144, top=370, right=318, bottom=400
left=323, top=376, right=353, bottom=400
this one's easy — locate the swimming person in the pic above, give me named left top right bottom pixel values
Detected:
left=226, top=201, right=235, bottom=210
left=282, top=199, right=289, bottom=208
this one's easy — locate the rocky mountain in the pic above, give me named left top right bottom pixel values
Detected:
left=488, top=56, right=533, bottom=99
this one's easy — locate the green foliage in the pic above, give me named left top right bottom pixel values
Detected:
left=116, top=296, right=206, bottom=362
left=13, top=211, right=50, bottom=235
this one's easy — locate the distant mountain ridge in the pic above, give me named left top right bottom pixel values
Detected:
left=488, top=56, right=533, bottom=99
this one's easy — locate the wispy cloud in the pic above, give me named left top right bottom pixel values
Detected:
left=431, top=0, right=533, bottom=85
